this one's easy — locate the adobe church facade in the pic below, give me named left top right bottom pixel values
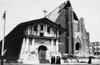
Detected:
left=18, top=18, right=66, bottom=63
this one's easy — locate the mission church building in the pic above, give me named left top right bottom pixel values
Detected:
left=19, top=18, right=66, bottom=63
left=0, top=18, right=66, bottom=63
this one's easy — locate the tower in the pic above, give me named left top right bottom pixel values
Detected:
left=46, top=0, right=77, bottom=54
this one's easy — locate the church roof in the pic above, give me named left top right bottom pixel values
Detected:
left=46, top=0, right=78, bottom=22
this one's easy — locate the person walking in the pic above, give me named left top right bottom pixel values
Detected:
left=88, top=56, right=92, bottom=64
left=51, top=56, right=55, bottom=64
left=56, top=56, right=61, bottom=64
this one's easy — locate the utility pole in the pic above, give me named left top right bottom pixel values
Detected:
left=97, top=42, right=99, bottom=56
left=1, top=11, right=6, bottom=65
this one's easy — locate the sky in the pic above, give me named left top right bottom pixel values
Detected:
left=0, top=0, right=100, bottom=42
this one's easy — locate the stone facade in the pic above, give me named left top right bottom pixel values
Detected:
left=74, top=17, right=90, bottom=56
left=46, top=0, right=90, bottom=56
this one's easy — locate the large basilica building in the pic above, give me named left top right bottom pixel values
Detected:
left=46, top=0, right=90, bottom=56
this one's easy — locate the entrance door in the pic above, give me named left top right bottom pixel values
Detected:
left=38, top=45, right=47, bottom=60
left=75, top=42, right=81, bottom=54
left=38, top=45, right=50, bottom=63
left=76, top=42, right=81, bottom=50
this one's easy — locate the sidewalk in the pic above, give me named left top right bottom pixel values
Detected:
left=92, top=59, right=100, bottom=64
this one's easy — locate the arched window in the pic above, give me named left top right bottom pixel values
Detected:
left=76, top=42, right=81, bottom=50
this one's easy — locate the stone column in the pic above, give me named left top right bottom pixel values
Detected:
left=28, top=27, right=30, bottom=35
left=32, top=39, right=35, bottom=51
left=25, top=38, right=30, bottom=52
left=57, top=29, right=59, bottom=37
left=56, top=40, right=59, bottom=52
left=51, top=39, right=54, bottom=52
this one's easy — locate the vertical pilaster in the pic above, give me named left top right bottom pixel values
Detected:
left=68, top=7, right=72, bottom=54
left=57, top=29, right=59, bottom=37
left=32, top=39, right=35, bottom=51
left=45, top=24, right=47, bottom=36
left=29, top=38, right=32, bottom=52
left=68, top=7, right=74, bottom=54
left=51, top=39, right=54, bottom=51
left=56, top=40, right=59, bottom=52
left=65, top=7, right=69, bottom=54
left=25, top=38, right=30, bottom=52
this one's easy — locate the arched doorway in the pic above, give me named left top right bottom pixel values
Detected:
left=75, top=42, right=81, bottom=50
left=38, top=45, right=47, bottom=60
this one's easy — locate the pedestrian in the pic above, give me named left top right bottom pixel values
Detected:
left=56, top=56, right=61, bottom=64
left=51, top=56, right=55, bottom=64
left=76, top=58, right=79, bottom=63
left=88, top=56, right=92, bottom=64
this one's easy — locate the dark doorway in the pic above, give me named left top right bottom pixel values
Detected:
left=76, top=42, right=81, bottom=50
left=38, top=45, right=47, bottom=60
left=38, top=45, right=47, bottom=51
left=38, top=45, right=49, bottom=63
left=40, top=33, right=44, bottom=36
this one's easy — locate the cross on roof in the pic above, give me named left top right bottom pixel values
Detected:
left=43, top=9, right=47, bottom=17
